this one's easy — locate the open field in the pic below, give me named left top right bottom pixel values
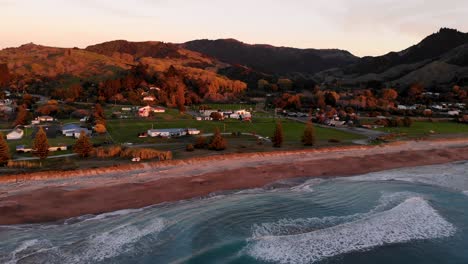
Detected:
left=376, top=121, right=468, bottom=137
left=106, top=117, right=365, bottom=144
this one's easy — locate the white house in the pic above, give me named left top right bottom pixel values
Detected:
left=6, top=128, right=24, bottom=140
left=73, top=128, right=92, bottom=138
left=139, top=106, right=166, bottom=117
left=448, top=111, right=460, bottom=116
left=143, top=96, right=156, bottom=102
left=139, top=106, right=154, bottom=117
left=37, top=116, right=55, bottom=122
left=187, top=128, right=201, bottom=135
left=61, top=124, right=83, bottom=137
left=147, top=128, right=187, bottom=138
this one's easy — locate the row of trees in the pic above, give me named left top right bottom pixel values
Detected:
left=0, top=128, right=94, bottom=166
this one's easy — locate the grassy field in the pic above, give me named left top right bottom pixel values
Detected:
left=192, top=103, right=256, bottom=111
left=376, top=121, right=468, bottom=137
left=106, top=117, right=365, bottom=144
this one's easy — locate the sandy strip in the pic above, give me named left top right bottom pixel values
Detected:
left=0, top=138, right=468, bottom=225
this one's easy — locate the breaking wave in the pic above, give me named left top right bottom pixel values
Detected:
left=3, top=218, right=166, bottom=264
left=346, top=161, right=468, bottom=193
left=247, top=197, right=456, bottom=264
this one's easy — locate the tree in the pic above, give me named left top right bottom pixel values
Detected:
left=73, top=131, right=93, bottom=158
left=0, top=133, right=10, bottom=165
left=94, top=123, right=107, bottom=134
left=403, top=117, right=413, bottom=127
left=272, top=121, right=284, bottom=148
left=176, top=85, right=186, bottom=113
left=13, top=105, right=28, bottom=127
left=194, top=136, right=207, bottom=149
left=208, top=127, right=227, bottom=151
left=33, top=127, right=49, bottom=160
left=93, top=103, right=106, bottom=125
left=302, top=122, right=316, bottom=146
left=210, top=112, right=224, bottom=121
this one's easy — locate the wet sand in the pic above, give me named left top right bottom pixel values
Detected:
left=1, top=139, right=468, bottom=225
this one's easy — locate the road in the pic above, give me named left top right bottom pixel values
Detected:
left=14, top=153, right=78, bottom=161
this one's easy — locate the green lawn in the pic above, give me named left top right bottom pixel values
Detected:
left=192, top=103, right=256, bottom=111
left=107, top=117, right=365, bottom=144
left=376, top=121, right=468, bottom=137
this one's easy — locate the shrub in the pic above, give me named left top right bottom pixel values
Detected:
left=120, top=148, right=172, bottom=161
left=208, top=127, right=227, bottom=151
left=94, top=124, right=107, bottom=134
left=194, top=136, right=207, bottom=149
left=403, top=117, right=413, bottom=127
left=186, top=144, right=195, bottom=152
left=7, top=160, right=38, bottom=168
left=93, top=146, right=123, bottom=158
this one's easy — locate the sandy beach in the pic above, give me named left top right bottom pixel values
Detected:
left=1, top=138, right=468, bottom=225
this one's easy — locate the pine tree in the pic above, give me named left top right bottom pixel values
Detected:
left=73, top=131, right=94, bottom=158
left=272, top=121, right=284, bottom=148
left=209, top=127, right=227, bottom=151
left=0, top=133, right=10, bottom=165
left=93, top=103, right=106, bottom=125
left=33, top=127, right=49, bottom=160
left=13, top=105, right=28, bottom=127
left=302, top=122, right=316, bottom=146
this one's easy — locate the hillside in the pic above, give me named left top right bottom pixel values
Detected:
left=314, top=28, right=468, bottom=89
left=85, top=40, right=224, bottom=71
left=0, top=43, right=130, bottom=79
left=182, top=39, right=358, bottom=76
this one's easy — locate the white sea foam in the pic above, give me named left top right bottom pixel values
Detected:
left=80, top=208, right=147, bottom=223
left=247, top=197, right=456, bottom=264
left=69, top=218, right=166, bottom=263
left=290, top=178, right=325, bottom=193
left=346, top=162, right=468, bottom=194
left=4, top=218, right=166, bottom=264
left=251, top=191, right=417, bottom=237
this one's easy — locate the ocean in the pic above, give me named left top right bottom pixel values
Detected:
left=1, top=161, right=468, bottom=264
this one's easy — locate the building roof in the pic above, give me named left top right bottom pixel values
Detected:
left=62, top=123, right=81, bottom=131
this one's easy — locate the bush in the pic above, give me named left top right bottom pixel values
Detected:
left=208, top=128, right=227, bottom=151
left=7, top=160, right=38, bottom=168
left=194, top=136, right=207, bottom=149
left=121, top=148, right=172, bottom=161
left=403, top=117, right=413, bottom=127
left=186, top=144, right=195, bottom=152
left=93, top=146, right=123, bottom=158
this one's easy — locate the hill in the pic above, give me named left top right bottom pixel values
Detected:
left=182, top=39, right=358, bottom=76
left=314, top=28, right=468, bottom=89
left=0, top=43, right=130, bottom=79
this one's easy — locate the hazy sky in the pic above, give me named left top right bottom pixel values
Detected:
left=1, top=0, right=467, bottom=56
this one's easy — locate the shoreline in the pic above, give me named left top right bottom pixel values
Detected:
left=1, top=138, right=468, bottom=225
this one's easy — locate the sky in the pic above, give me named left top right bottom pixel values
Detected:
left=1, top=0, right=468, bottom=57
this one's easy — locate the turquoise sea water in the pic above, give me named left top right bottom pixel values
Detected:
left=1, top=161, right=468, bottom=264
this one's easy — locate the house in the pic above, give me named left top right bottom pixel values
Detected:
left=73, top=128, right=92, bottom=138
left=139, top=106, right=166, bottom=117
left=147, top=128, right=187, bottom=138
left=61, top=124, right=83, bottom=137
left=143, top=96, right=156, bottom=102
left=153, top=106, right=166, bottom=113
left=6, top=128, right=24, bottom=140
left=139, top=106, right=154, bottom=117
left=448, top=111, right=460, bottom=116
left=37, top=116, right=55, bottom=123
left=187, top=128, right=201, bottom=135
